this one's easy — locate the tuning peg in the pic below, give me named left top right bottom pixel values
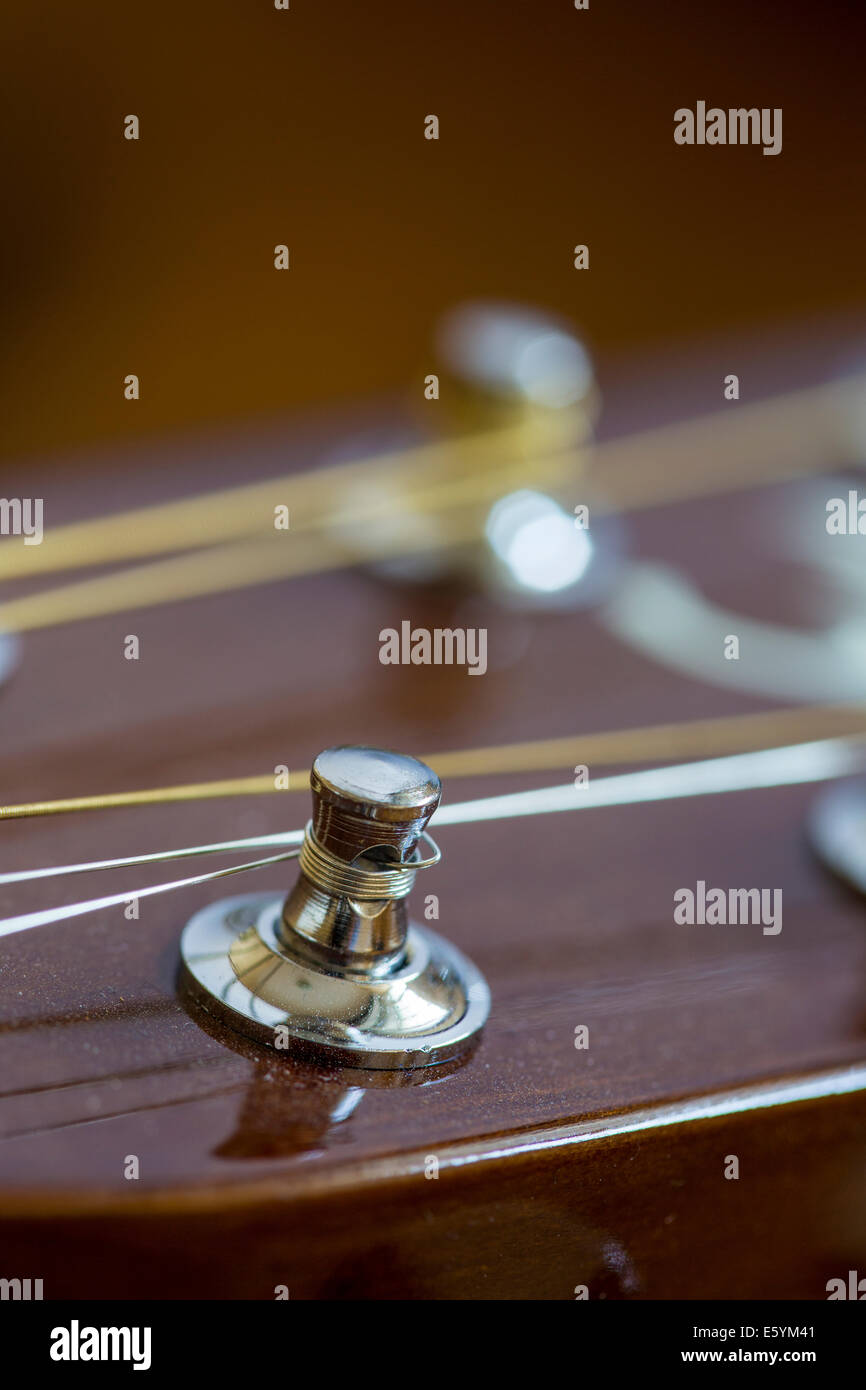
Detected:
left=434, top=299, right=599, bottom=438
left=180, top=745, right=490, bottom=1068
left=809, top=778, right=866, bottom=896
left=353, top=301, right=623, bottom=607
left=0, top=630, right=20, bottom=690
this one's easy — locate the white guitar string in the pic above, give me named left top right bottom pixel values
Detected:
left=0, top=829, right=306, bottom=886
left=0, top=849, right=301, bottom=940
left=433, top=735, right=866, bottom=826
left=0, top=736, right=864, bottom=938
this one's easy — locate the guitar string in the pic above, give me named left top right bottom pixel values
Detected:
left=1, top=736, right=862, bottom=937
left=0, top=413, right=584, bottom=582
left=0, top=501, right=480, bottom=634
left=0, top=427, right=585, bottom=633
left=3, top=371, right=857, bottom=583
left=2, top=701, right=865, bottom=822
left=0, top=372, right=859, bottom=634
left=0, top=847, right=303, bottom=939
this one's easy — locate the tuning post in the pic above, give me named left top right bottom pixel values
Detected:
left=357, top=300, right=626, bottom=608
left=179, top=746, right=490, bottom=1068
left=0, top=630, right=20, bottom=691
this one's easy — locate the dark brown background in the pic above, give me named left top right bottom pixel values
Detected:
left=3, top=0, right=865, bottom=463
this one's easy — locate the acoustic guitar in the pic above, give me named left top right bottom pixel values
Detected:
left=1, top=302, right=865, bottom=1303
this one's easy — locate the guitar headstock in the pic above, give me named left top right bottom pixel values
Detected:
left=2, top=2, right=866, bottom=1309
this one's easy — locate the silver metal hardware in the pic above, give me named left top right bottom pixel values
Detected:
left=179, top=745, right=490, bottom=1068
left=0, top=631, right=19, bottom=690
left=809, top=777, right=866, bottom=895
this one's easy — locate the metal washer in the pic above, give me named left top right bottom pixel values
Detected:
left=180, top=892, right=490, bottom=1069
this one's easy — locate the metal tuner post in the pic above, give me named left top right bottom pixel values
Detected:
left=180, top=746, right=490, bottom=1068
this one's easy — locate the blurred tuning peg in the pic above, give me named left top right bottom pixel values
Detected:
left=375, top=300, right=624, bottom=608
left=330, top=301, right=625, bottom=609
left=809, top=778, right=866, bottom=898
left=433, top=299, right=599, bottom=445
left=0, top=631, right=20, bottom=690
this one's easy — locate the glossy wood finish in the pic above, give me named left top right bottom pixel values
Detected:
left=2, top=330, right=865, bottom=1297
left=3, top=1093, right=863, bottom=1299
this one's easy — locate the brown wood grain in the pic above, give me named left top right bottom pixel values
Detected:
left=1, top=333, right=865, bottom=1297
